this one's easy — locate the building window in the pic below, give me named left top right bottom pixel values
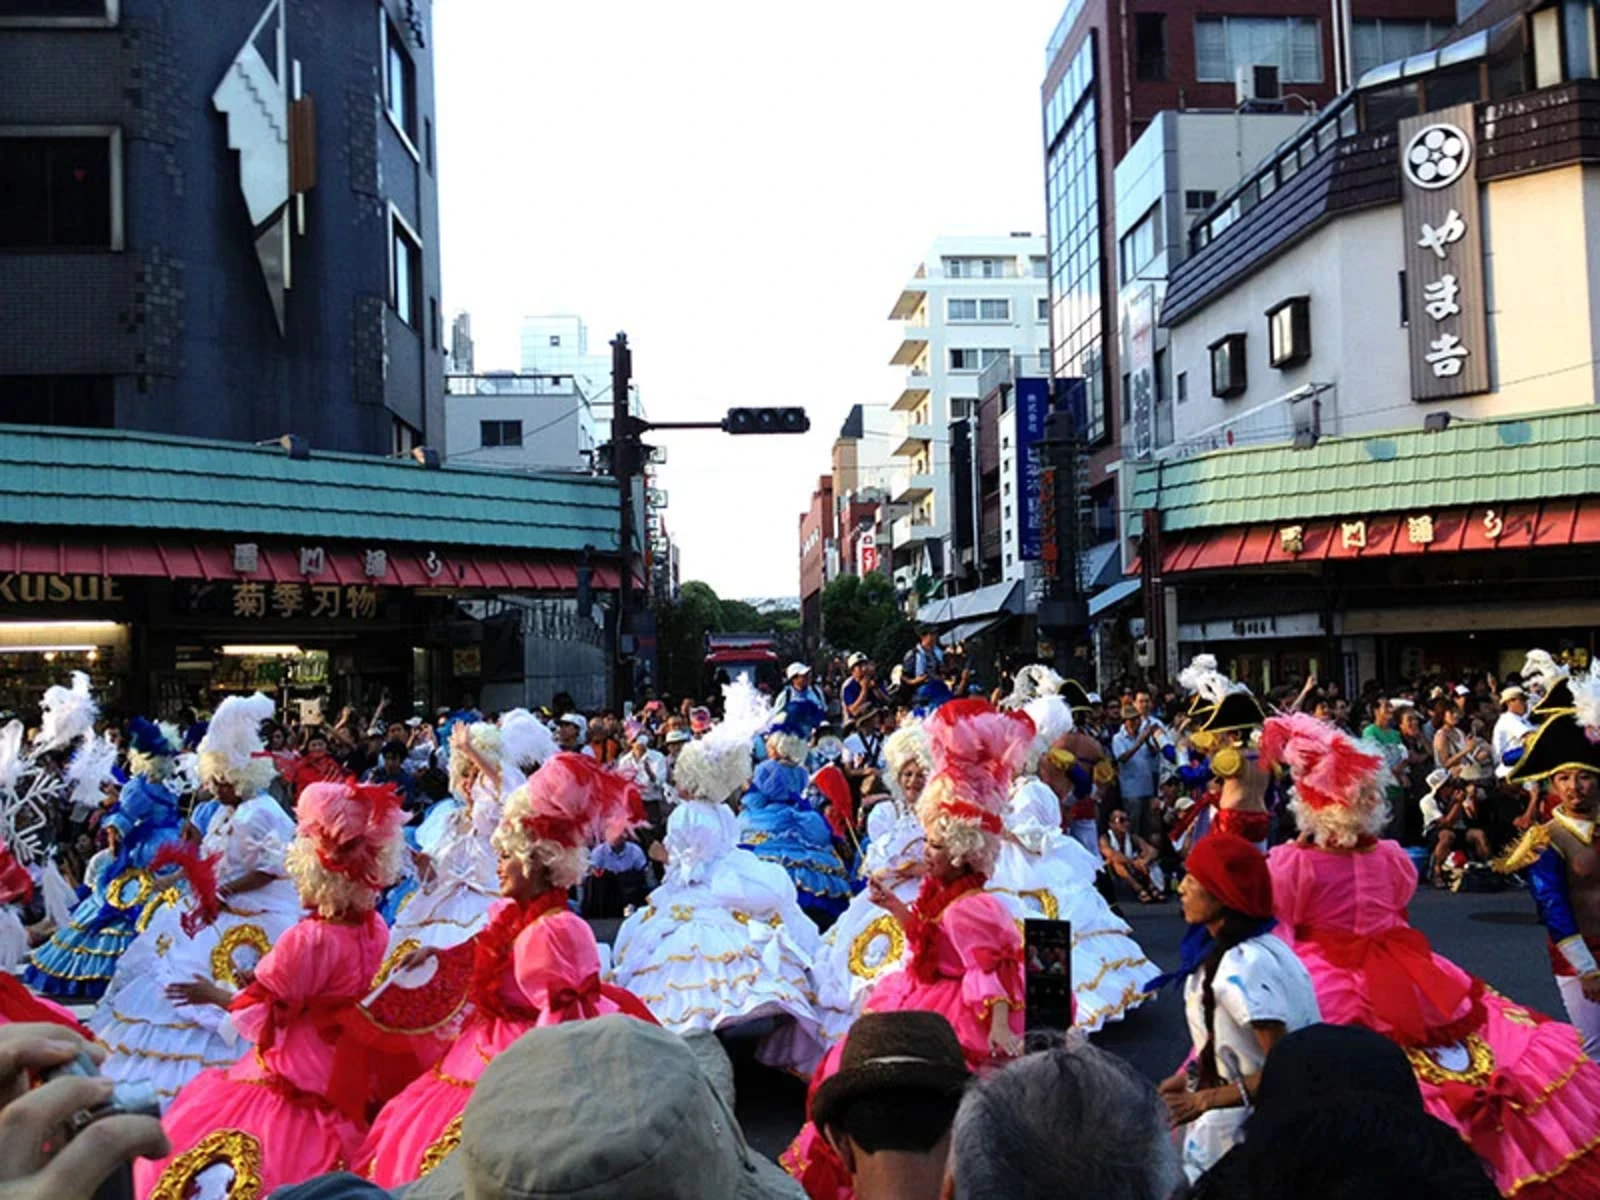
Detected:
left=429, top=297, right=440, bottom=350
left=0, top=375, right=114, bottom=427
left=981, top=298, right=1010, bottom=320
left=423, top=117, right=434, bottom=173
left=0, top=1, right=116, bottom=26
left=1195, top=16, right=1323, bottom=84
left=1177, top=371, right=1188, bottom=404
left=0, top=130, right=119, bottom=250
left=391, top=416, right=420, bottom=454
left=1119, top=205, right=1160, bottom=284
left=1135, top=12, right=1167, bottom=80
left=1209, top=333, right=1248, bottom=398
left=480, top=419, right=522, bottom=448
left=383, top=15, right=417, bottom=144
left=948, top=298, right=977, bottom=321
left=1030, top=255, right=1048, bottom=277
left=1352, top=19, right=1442, bottom=79
left=389, top=209, right=422, bottom=328
left=1266, top=296, right=1311, bottom=368
left=1184, top=190, right=1217, bottom=212
left=549, top=335, right=561, bottom=346
left=951, top=349, right=1004, bottom=372
left=1036, top=297, right=1049, bottom=322
left=1037, top=349, right=1050, bottom=372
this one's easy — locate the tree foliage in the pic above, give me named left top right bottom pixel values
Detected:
left=652, top=583, right=803, bottom=702
left=820, top=573, right=911, bottom=667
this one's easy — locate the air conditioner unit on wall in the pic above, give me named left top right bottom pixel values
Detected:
left=1236, top=64, right=1282, bottom=106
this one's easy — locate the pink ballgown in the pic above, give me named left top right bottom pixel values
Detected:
left=359, top=890, right=654, bottom=1187
left=782, top=873, right=1024, bottom=1200
left=137, top=911, right=390, bottom=1199
left=1270, top=839, right=1600, bottom=1199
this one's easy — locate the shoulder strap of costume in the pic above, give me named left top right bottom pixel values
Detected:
left=1493, top=821, right=1553, bottom=874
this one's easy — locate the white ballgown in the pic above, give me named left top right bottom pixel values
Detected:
left=609, top=798, right=824, bottom=1074
left=988, top=778, right=1157, bottom=1032
left=811, top=798, right=925, bottom=1045
left=87, top=796, right=301, bottom=1106
left=384, top=777, right=501, bottom=960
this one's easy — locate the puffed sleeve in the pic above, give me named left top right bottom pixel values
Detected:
left=943, top=892, right=1023, bottom=1021
left=229, top=919, right=335, bottom=1045
left=1265, top=844, right=1313, bottom=937
left=1214, top=941, right=1291, bottom=1028
left=513, top=910, right=607, bottom=1026
left=229, top=799, right=294, bottom=877
left=1528, top=847, right=1598, bottom=975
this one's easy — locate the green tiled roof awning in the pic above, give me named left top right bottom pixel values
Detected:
left=1131, top=407, right=1600, bottom=534
left=0, top=425, right=620, bottom=553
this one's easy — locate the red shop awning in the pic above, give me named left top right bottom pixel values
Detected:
left=0, top=538, right=626, bottom=593
left=1143, top=498, right=1600, bottom=575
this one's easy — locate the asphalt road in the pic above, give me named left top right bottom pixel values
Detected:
left=725, top=879, right=1560, bottom=1160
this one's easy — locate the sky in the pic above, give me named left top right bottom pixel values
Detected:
left=433, top=0, right=1065, bottom=600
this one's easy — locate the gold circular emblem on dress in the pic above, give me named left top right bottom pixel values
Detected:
left=106, top=868, right=154, bottom=912
left=1405, top=1032, right=1495, bottom=1087
left=1092, top=760, right=1116, bottom=785
left=209, top=924, right=272, bottom=989
left=149, top=1128, right=265, bottom=1200
left=418, top=1114, right=465, bottom=1176
left=848, top=914, right=907, bottom=981
left=371, top=937, right=422, bottom=989
left=136, top=886, right=183, bottom=933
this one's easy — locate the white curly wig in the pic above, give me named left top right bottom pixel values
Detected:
left=882, top=723, right=934, bottom=806
left=766, top=731, right=808, bottom=766
left=450, top=721, right=503, bottom=799
left=915, top=773, right=1000, bottom=876
left=673, top=739, right=753, bottom=804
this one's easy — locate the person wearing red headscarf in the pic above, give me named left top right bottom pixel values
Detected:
left=138, top=781, right=407, bottom=1198
left=356, top=753, right=656, bottom=1188
left=1158, top=833, right=1321, bottom=1183
left=783, top=700, right=1025, bottom=1199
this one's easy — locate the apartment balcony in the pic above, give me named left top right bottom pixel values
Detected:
left=891, top=423, right=934, bottom=459
left=888, top=281, right=927, bottom=321
left=889, top=330, right=929, bottom=367
left=892, top=472, right=935, bottom=505
left=893, top=370, right=932, bottom=412
left=891, top=510, right=936, bottom=549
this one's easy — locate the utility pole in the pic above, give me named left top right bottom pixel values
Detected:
left=611, top=332, right=635, bottom=712
left=600, top=331, right=809, bottom=709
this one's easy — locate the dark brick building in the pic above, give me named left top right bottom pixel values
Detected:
left=0, top=0, right=443, bottom=454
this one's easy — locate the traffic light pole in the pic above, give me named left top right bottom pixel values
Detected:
left=605, top=332, right=810, bottom=709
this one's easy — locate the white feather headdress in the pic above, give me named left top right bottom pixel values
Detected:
left=197, top=693, right=277, bottom=797
left=1522, top=650, right=1569, bottom=696
left=673, top=679, right=771, bottom=803
left=1002, top=664, right=1064, bottom=710
left=1573, top=674, right=1600, bottom=735
left=0, top=722, right=23, bottom=795
left=64, top=733, right=121, bottom=812
left=499, top=709, right=560, bottom=794
left=1179, top=653, right=1250, bottom=703
left=33, top=672, right=97, bottom=754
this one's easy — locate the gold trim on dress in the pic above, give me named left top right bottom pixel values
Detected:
left=1018, top=888, right=1060, bottom=920
left=149, top=1128, right=265, bottom=1200
left=1494, top=823, right=1553, bottom=874
left=848, top=914, right=907, bottom=982
left=106, top=868, right=155, bottom=912
left=1405, top=1033, right=1495, bottom=1088
left=371, top=938, right=422, bottom=989
left=137, top=887, right=183, bottom=933
left=210, top=924, right=272, bottom=989
left=418, top=1114, right=465, bottom=1177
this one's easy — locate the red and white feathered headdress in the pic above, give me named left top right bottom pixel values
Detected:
left=914, top=700, right=1031, bottom=874
left=294, top=780, right=407, bottom=898
left=494, top=751, right=645, bottom=889
left=1260, top=712, right=1387, bottom=847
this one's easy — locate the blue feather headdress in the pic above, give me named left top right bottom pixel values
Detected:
left=127, top=716, right=181, bottom=758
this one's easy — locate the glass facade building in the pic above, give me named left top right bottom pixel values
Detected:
left=1044, top=33, right=1107, bottom=446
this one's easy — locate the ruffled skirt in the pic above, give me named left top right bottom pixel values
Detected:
left=23, top=867, right=158, bottom=1000
left=811, top=876, right=920, bottom=1046
left=88, top=881, right=303, bottom=1107
left=359, top=1043, right=501, bottom=1187
left=383, top=879, right=496, bottom=958
left=738, top=832, right=850, bottom=921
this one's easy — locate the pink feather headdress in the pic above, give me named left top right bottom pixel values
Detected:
left=297, top=780, right=407, bottom=890
left=515, top=751, right=645, bottom=850
left=922, top=699, right=1030, bottom=832
left=1260, top=712, right=1384, bottom=811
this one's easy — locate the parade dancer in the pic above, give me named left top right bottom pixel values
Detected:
left=138, top=780, right=407, bottom=1198
left=812, top=722, right=933, bottom=1044
left=783, top=698, right=1024, bottom=1200
left=738, top=701, right=852, bottom=925
left=26, top=716, right=185, bottom=1000
left=89, top=693, right=300, bottom=1108
left=610, top=684, right=823, bottom=1073
left=1495, top=676, right=1600, bottom=1055
left=1264, top=711, right=1600, bottom=1199
left=1158, top=833, right=1320, bottom=1182
left=385, top=720, right=504, bottom=958
left=357, top=752, right=654, bottom=1187
left=990, top=694, right=1156, bottom=1032
left=1178, top=655, right=1272, bottom=850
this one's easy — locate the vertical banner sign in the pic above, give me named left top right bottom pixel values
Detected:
left=1127, top=287, right=1156, bottom=460
left=857, top=531, right=879, bottom=575
left=1399, top=103, right=1489, bottom=400
left=1014, top=377, right=1052, bottom=561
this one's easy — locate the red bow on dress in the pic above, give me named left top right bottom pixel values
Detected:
left=1296, top=924, right=1478, bottom=1047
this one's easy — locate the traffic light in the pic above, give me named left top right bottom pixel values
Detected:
left=722, top=407, right=809, bottom=435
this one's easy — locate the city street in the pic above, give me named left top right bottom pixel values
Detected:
left=727, top=883, right=1560, bottom=1159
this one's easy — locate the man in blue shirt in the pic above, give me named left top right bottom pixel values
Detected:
left=1111, top=705, right=1162, bottom=841
left=900, top=629, right=943, bottom=694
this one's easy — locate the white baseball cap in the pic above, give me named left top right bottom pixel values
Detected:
left=1500, top=686, right=1526, bottom=703
left=1453, top=684, right=1471, bottom=696
left=785, top=662, right=811, bottom=680
left=559, top=713, right=588, bottom=739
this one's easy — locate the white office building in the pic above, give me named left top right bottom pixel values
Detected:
left=443, top=371, right=596, bottom=473
left=886, top=234, right=1051, bottom=601
left=519, top=314, right=642, bottom=443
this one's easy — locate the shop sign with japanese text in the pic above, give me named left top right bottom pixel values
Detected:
left=1399, top=103, right=1489, bottom=400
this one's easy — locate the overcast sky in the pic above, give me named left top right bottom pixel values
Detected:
left=434, top=0, right=1063, bottom=600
